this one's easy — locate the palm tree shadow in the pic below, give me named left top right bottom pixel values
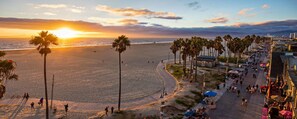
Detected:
left=9, top=98, right=27, bottom=119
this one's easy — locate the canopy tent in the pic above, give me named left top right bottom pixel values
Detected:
left=204, top=91, right=217, bottom=97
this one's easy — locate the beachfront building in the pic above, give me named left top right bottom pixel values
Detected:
left=281, top=54, right=297, bottom=118
left=266, top=39, right=297, bottom=118
left=194, top=56, right=217, bottom=68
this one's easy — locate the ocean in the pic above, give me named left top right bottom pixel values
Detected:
left=0, top=38, right=175, bottom=51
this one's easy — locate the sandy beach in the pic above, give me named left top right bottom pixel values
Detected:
left=1, top=43, right=174, bottom=111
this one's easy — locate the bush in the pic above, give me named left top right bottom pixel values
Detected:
left=217, top=56, right=246, bottom=64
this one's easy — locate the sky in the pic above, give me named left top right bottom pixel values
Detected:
left=0, top=0, right=297, bottom=38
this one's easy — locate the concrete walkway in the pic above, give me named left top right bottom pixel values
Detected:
left=208, top=53, right=266, bottom=119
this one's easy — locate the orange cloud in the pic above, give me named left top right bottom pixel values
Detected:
left=206, top=17, right=228, bottom=23
left=238, top=8, right=255, bottom=17
left=118, top=19, right=139, bottom=25
left=95, top=5, right=182, bottom=20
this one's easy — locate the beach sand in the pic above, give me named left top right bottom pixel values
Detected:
left=2, top=43, right=173, bottom=111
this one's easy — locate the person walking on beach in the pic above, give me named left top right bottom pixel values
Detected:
left=64, top=104, right=69, bottom=115
left=25, top=93, right=29, bottom=100
left=30, top=102, right=34, bottom=109
left=105, top=106, right=109, bottom=116
left=111, top=107, right=114, bottom=114
left=38, top=97, right=44, bottom=106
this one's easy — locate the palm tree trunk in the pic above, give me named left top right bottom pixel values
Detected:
left=195, top=54, right=198, bottom=81
left=118, top=52, right=122, bottom=111
left=190, top=56, right=193, bottom=77
left=179, top=51, right=181, bottom=64
left=174, top=53, right=176, bottom=64
left=44, top=54, right=49, bottom=119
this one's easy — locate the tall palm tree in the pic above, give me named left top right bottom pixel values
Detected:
left=181, top=38, right=191, bottom=77
left=0, top=51, right=18, bottom=99
left=112, top=35, right=130, bottom=111
left=29, top=31, right=58, bottom=119
left=223, top=35, right=232, bottom=58
left=191, top=37, right=203, bottom=81
left=170, top=40, right=179, bottom=64
left=176, top=38, right=183, bottom=64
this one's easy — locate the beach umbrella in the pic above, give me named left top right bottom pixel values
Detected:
left=279, top=110, right=292, bottom=116
left=204, top=91, right=217, bottom=97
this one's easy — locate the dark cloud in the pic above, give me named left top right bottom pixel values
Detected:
left=187, top=1, right=200, bottom=9
left=0, top=17, right=296, bottom=38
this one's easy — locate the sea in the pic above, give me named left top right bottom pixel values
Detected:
left=0, top=38, right=175, bottom=51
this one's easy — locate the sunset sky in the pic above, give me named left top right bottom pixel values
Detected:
left=0, top=0, right=297, bottom=38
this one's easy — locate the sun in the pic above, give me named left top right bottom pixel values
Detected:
left=52, top=28, right=78, bottom=39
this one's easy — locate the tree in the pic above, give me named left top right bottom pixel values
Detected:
left=29, top=31, right=58, bottom=119
left=223, top=35, right=232, bottom=58
left=0, top=51, right=18, bottom=99
left=170, top=40, right=179, bottom=64
left=176, top=38, right=183, bottom=64
left=112, top=35, right=130, bottom=111
left=181, top=38, right=191, bottom=77
left=191, top=37, right=203, bottom=81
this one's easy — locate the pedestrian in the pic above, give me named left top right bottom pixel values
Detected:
left=111, top=106, right=114, bottom=114
left=30, top=102, right=34, bottom=109
left=236, top=80, right=238, bottom=84
left=237, top=90, right=240, bottom=97
left=25, top=93, right=29, bottom=100
left=240, top=80, right=243, bottom=86
left=64, top=104, right=68, bottom=113
left=241, top=98, right=245, bottom=106
left=23, top=93, right=26, bottom=99
left=38, top=97, right=44, bottom=106
left=105, top=106, right=109, bottom=116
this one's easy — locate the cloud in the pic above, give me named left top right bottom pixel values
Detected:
left=34, top=4, right=67, bottom=9
left=95, top=5, right=182, bottom=20
left=43, top=12, right=56, bottom=16
left=206, top=17, right=228, bottom=23
left=238, top=8, right=255, bottom=16
left=0, top=17, right=296, bottom=38
left=262, top=4, right=270, bottom=9
left=187, top=1, right=200, bottom=9
left=32, top=4, right=84, bottom=13
left=118, top=19, right=139, bottom=25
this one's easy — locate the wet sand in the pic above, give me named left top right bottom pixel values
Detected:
left=2, top=43, right=173, bottom=110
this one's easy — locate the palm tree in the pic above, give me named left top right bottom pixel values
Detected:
left=191, top=37, right=203, bottom=81
left=181, top=38, right=191, bottom=77
left=29, top=31, right=58, bottom=119
left=112, top=35, right=130, bottom=111
left=223, top=35, right=232, bottom=58
left=0, top=52, right=18, bottom=99
left=170, top=40, right=179, bottom=64
left=176, top=38, right=183, bottom=64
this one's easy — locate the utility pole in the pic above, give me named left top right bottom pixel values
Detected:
left=50, top=74, right=54, bottom=109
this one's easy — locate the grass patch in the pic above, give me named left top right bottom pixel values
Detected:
left=175, top=98, right=195, bottom=108
left=166, top=64, right=184, bottom=79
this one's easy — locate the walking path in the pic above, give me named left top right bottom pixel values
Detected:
left=208, top=53, right=266, bottom=119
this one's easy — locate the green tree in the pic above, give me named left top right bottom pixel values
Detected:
left=29, top=31, right=58, bottom=119
left=0, top=52, right=18, bottom=99
left=170, top=40, right=179, bottom=64
left=112, top=35, right=130, bottom=111
left=191, top=37, right=203, bottom=80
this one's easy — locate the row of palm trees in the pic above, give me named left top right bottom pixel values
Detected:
left=29, top=31, right=130, bottom=118
left=170, top=36, right=225, bottom=79
left=170, top=35, right=268, bottom=80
